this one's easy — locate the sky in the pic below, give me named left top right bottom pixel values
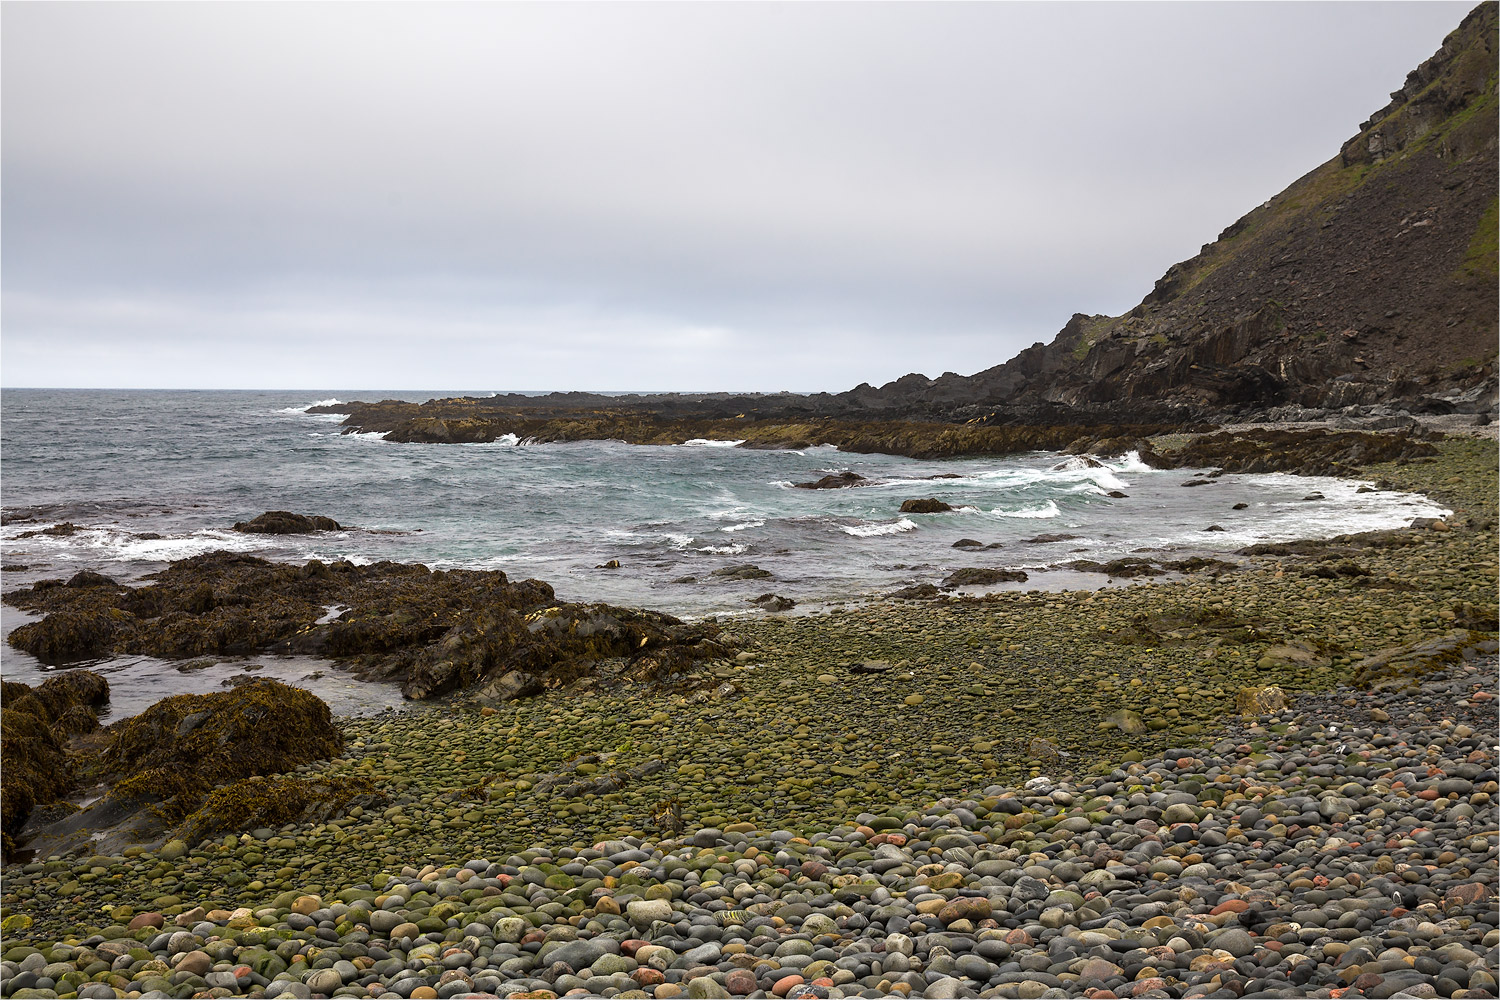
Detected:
left=1, top=2, right=1476, bottom=392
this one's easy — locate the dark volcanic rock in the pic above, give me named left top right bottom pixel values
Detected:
left=887, top=583, right=942, bottom=600
left=232, top=511, right=342, bottom=534
left=940, top=567, right=1029, bottom=589
left=1065, top=557, right=1164, bottom=578
left=749, top=593, right=797, bottom=612
left=793, top=472, right=867, bottom=489
left=899, top=498, right=955, bottom=513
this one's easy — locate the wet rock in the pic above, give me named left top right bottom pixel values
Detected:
left=900, top=498, right=955, bottom=514
left=941, top=567, right=1028, bottom=588
left=231, top=511, right=342, bottom=534
left=793, top=472, right=867, bottom=490
left=0, top=671, right=109, bottom=845
left=750, top=594, right=797, bottom=612
left=711, top=564, right=773, bottom=581
left=887, top=583, right=941, bottom=600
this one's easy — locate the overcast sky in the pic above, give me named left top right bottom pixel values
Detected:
left=1, top=2, right=1474, bottom=392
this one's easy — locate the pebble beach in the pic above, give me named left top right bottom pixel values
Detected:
left=1, top=436, right=1495, bottom=1000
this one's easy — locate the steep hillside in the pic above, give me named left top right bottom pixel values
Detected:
left=327, top=4, right=1496, bottom=438
left=862, top=1, right=1499, bottom=422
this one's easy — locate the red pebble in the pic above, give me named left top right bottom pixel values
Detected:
left=772, top=974, right=805, bottom=997
left=1210, top=899, right=1249, bottom=915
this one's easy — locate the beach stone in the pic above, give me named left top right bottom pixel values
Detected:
left=687, top=978, right=731, bottom=999
left=1213, top=928, right=1256, bottom=958
left=548, top=940, right=606, bottom=971
left=725, top=968, right=758, bottom=995
left=627, top=898, right=674, bottom=926
left=304, top=967, right=343, bottom=994
left=174, top=951, right=212, bottom=977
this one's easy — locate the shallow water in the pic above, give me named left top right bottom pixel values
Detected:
left=0, top=388, right=1449, bottom=715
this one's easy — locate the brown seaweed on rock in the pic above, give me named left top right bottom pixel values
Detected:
left=1140, top=428, right=1440, bottom=477
left=4, top=551, right=731, bottom=701
left=0, top=671, right=109, bottom=850
left=101, top=678, right=344, bottom=826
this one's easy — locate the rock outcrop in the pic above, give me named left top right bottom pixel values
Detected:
left=4, top=552, right=731, bottom=702
left=231, top=511, right=342, bottom=534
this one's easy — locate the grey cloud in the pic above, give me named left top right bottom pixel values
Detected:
left=1, top=1, right=1474, bottom=389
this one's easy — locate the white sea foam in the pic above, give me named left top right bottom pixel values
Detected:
left=721, top=520, right=764, bottom=533
left=342, top=430, right=390, bottom=441
left=276, top=398, right=345, bottom=414
left=1112, top=450, right=1153, bottom=474
left=477, top=433, right=521, bottom=447
left=842, top=518, right=917, bottom=537
left=682, top=438, right=745, bottom=448
left=5, top=525, right=268, bottom=563
left=663, top=533, right=695, bottom=548
left=697, top=543, right=748, bottom=555
left=992, top=500, right=1061, bottom=519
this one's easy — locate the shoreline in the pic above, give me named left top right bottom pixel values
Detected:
left=0, top=440, right=1493, bottom=954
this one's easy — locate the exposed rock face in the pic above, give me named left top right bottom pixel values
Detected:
left=232, top=511, right=342, bottom=534
left=3, top=551, right=730, bottom=702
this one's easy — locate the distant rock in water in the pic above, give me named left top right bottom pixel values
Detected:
left=887, top=583, right=941, bottom=600
left=900, top=498, right=955, bottom=514
left=793, top=472, right=866, bottom=490
left=749, top=593, right=796, bottom=612
left=711, top=564, right=773, bottom=580
left=232, top=511, right=342, bottom=534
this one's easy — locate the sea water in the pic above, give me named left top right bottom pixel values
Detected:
left=0, top=389, right=1448, bottom=718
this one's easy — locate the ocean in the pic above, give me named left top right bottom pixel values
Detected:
left=0, top=388, right=1449, bottom=719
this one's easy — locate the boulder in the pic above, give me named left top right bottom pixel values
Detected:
left=940, top=567, right=1028, bottom=589
left=231, top=511, right=342, bottom=534
left=900, top=498, right=955, bottom=514
left=749, top=593, right=796, bottom=612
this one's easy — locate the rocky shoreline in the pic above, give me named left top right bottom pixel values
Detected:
left=0, top=436, right=1495, bottom=999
